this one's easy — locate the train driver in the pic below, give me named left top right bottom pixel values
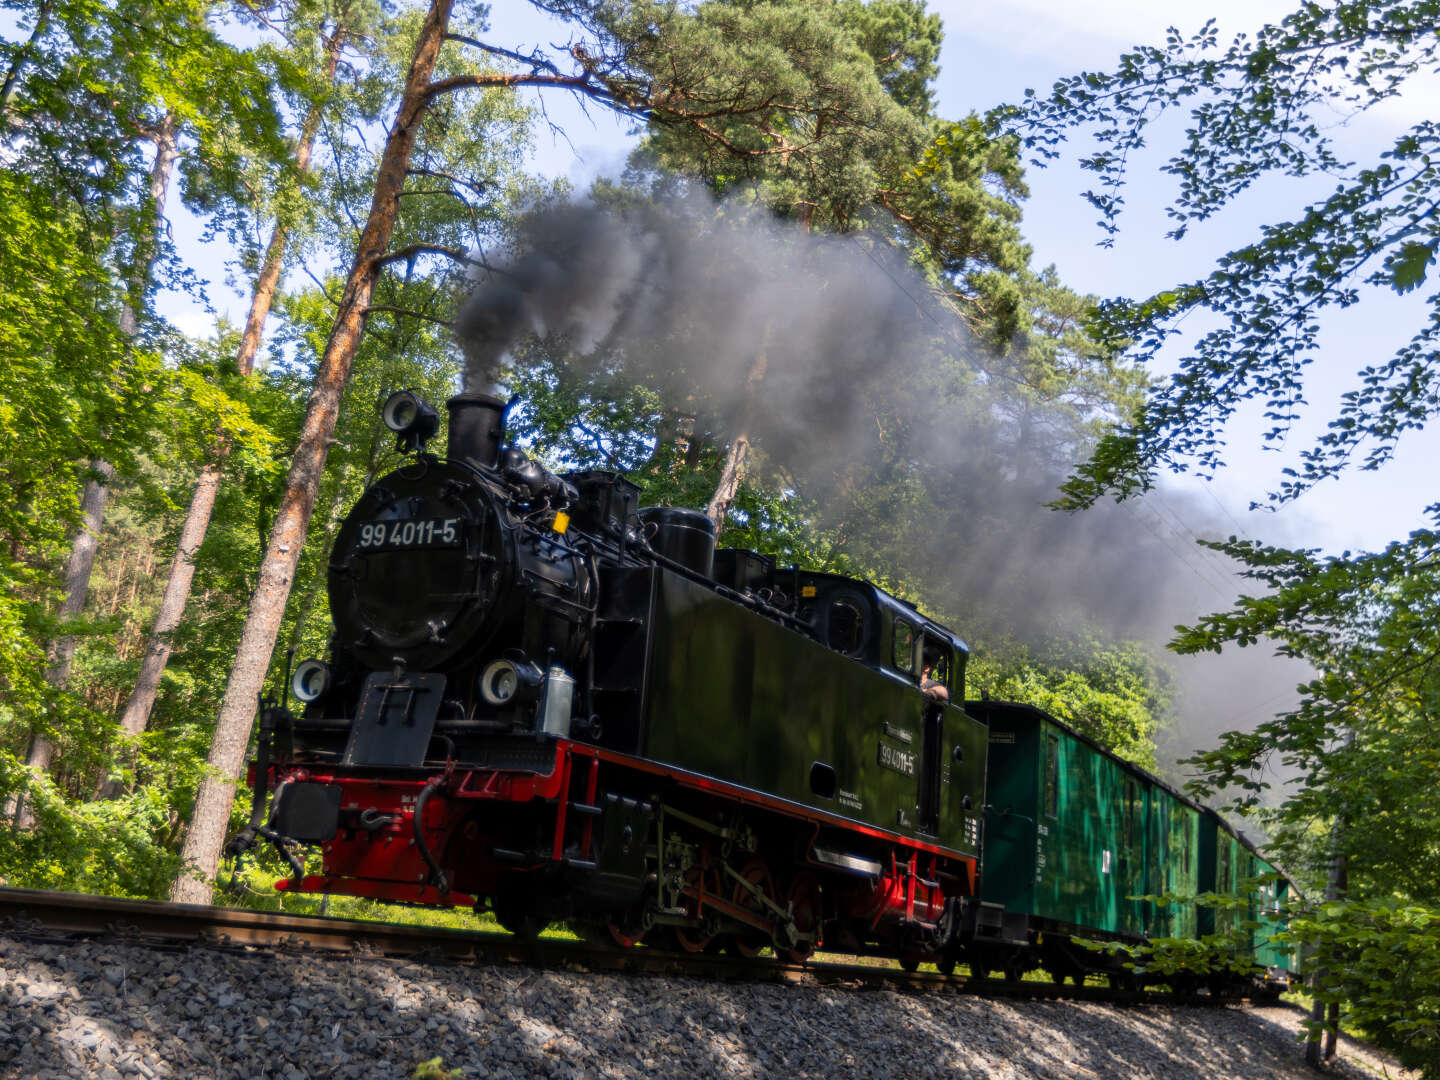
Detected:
left=920, top=647, right=950, bottom=703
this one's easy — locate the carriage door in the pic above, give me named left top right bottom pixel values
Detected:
left=916, top=633, right=950, bottom=835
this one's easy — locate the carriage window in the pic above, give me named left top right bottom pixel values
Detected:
left=1043, top=733, right=1059, bottom=818
left=893, top=621, right=916, bottom=673
left=827, top=597, right=866, bottom=656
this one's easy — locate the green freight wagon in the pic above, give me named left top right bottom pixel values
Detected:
left=966, top=699, right=1204, bottom=983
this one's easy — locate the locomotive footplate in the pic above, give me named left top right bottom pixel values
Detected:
left=341, top=672, right=446, bottom=766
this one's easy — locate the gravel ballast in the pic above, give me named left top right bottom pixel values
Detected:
left=0, top=932, right=1412, bottom=1079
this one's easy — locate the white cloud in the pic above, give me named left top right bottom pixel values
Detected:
left=932, top=0, right=1297, bottom=64
left=164, top=304, right=221, bottom=342
left=935, top=0, right=1438, bottom=130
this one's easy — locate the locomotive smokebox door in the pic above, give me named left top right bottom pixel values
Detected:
left=342, top=672, right=446, bottom=766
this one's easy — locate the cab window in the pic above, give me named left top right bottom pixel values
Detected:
left=920, top=635, right=949, bottom=691
left=892, top=620, right=916, bottom=673
left=827, top=596, right=866, bottom=656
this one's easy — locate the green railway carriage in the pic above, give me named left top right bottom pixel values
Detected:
left=966, top=699, right=1211, bottom=982
left=1147, top=782, right=1203, bottom=941
left=1198, top=810, right=1297, bottom=984
left=1251, top=853, right=1295, bottom=981
left=1249, top=858, right=1296, bottom=984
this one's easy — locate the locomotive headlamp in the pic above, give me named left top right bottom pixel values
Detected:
left=291, top=659, right=333, bottom=703
left=381, top=390, right=439, bottom=453
left=478, top=657, right=543, bottom=706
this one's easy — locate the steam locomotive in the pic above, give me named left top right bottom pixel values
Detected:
left=231, top=390, right=1294, bottom=985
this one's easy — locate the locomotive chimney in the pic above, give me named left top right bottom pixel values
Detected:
left=446, top=393, right=506, bottom=470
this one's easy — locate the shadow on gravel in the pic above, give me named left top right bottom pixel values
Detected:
left=0, top=932, right=1385, bottom=1080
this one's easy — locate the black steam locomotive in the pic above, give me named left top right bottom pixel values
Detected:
left=234, top=389, right=1294, bottom=984
left=239, top=390, right=990, bottom=965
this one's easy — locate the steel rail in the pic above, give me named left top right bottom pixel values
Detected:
left=0, top=886, right=1245, bottom=1006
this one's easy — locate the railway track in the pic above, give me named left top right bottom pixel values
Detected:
left=0, top=886, right=1238, bottom=1006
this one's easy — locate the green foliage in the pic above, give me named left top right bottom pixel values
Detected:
left=1082, top=924, right=1263, bottom=981
left=0, top=0, right=554, bottom=895
left=0, top=162, right=172, bottom=840
left=514, top=0, right=1147, bottom=647
left=638, top=0, right=936, bottom=223
left=1171, top=518, right=1440, bottom=902
left=4, top=0, right=285, bottom=311
left=618, top=0, right=1056, bottom=352
left=0, top=328, right=303, bottom=889
left=411, top=1057, right=464, bottom=1080
left=1119, top=927, right=1264, bottom=980
left=1290, top=897, right=1440, bottom=1077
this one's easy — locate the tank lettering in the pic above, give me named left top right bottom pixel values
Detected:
left=356, top=517, right=461, bottom=550
left=877, top=742, right=916, bottom=777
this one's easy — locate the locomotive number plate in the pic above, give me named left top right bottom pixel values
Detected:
left=877, top=741, right=916, bottom=777
left=356, top=517, right=461, bottom=550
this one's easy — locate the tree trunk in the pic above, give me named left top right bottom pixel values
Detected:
left=46, top=462, right=116, bottom=686
left=169, top=0, right=456, bottom=905
left=237, top=23, right=343, bottom=374
left=11, top=115, right=177, bottom=826
left=7, top=459, right=115, bottom=825
left=704, top=432, right=750, bottom=531
left=1306, top=746, right=1351, bottom=1069
left=704, top=329, right=771, bottom=531
left=95, top=461, right=222, bottom=798
left=119, top=113, right=179, bottom=337
left=104, top=29, right=347, bottom=790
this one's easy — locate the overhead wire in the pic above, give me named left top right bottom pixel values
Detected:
left=1119, top=498, right=1239, bottom=603
left=1146, top=491, right=1255, bottom=595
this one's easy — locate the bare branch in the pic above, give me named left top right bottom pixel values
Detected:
left=424, top=68, right=606, bottom=105
left=362, top=304, right=455, bottom=328
left=398, top=187, right=469, bottom=201
left=299, top=263, right=344, bottom=308
left=444, top=33, right=565, bottom=77
left=406, top=165, right=490, bottom=197
left=372, top=241, right=480, bottom=269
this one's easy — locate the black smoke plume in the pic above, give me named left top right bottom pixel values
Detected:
left=456, top=189, right=1305, bottom=772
